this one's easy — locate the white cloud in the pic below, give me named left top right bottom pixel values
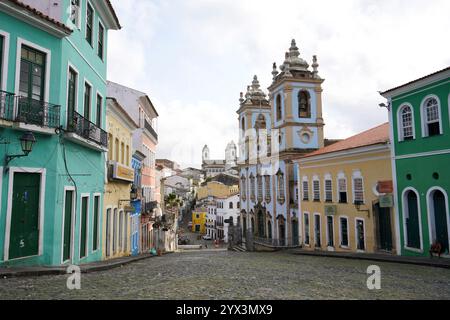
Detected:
left=108, top=0, right=450, bottom=168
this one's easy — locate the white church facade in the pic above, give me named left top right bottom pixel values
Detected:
left=238, top=39, right=325, bottom=247
left=202, top=142, right=238, bottom=177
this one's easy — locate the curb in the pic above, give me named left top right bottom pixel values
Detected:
left=0, top=253, right=168, bottom=279
left=287, top=250, right=450, bottom=269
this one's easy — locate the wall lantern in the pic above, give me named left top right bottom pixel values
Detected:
left=5, top=131, right=36, bottom=166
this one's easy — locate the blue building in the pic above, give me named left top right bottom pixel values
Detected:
left=131, top=150, right=145, bottom=256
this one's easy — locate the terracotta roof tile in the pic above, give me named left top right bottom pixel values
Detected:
left=302, top=123, right=390, bottom=158
left=5, top=0, right=72, bottom=34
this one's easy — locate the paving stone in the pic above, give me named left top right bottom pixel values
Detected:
left=0, top=251, right=449, bottom=299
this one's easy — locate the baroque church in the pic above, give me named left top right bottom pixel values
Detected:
left=202, top=142, right=238, bottom=177
left=238, top=39, right=327, bottom=246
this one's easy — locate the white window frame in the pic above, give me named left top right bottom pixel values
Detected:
left=339, top=215, right=349, bottom=248
left=85, top=0, right=95, bottom=47
left=302, top=176, right=309, bottom=201
left=0, top=29, right=10, bottom=92
left=312, top=175, right=320, bottom=201
left=303, top=212, right=310, bottom=246
left=420, top=94, right=443, bottom=137
left=313, top=213, right=321, bottom=248
left=426, top=186, right=450, bottom=253
left=95, top=90, right=103, bottom=128
left=97, top=19, right=105, bottom=60
left=14, top=38, right=51, bottom=112
left=79, top=193, right=90, bottom=259
left=83, top=78, right=93, bottom=121
left=70, top=0, right=82, bottom=29
left=337, top=171, right=347, bottom=203
left=397, top=103, right=416, bottom=141
left=92, top=193, right=102, bottom=253
left=324, top=173, right=332, bottom=202
left=401, top=187, right=424, bottom=252
left=326, top=215, right=335, bottom=250
left=354, top=217, right=366, bottom=252
left=352, top=170, right=364, bottom=204
left=61, top=186, right=76, bottom=264
left=4, top=167, right=46, bottom=262
left=66, top=61, right=80, bottom=122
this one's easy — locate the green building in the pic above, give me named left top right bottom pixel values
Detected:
left=380, top=67, right=450, bottom=257
left=0, top=0, right=120, bottom=266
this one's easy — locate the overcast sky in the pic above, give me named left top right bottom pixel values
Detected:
left=107, top=0, right=450, bottom=169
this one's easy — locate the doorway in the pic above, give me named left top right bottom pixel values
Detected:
left=8, top=172, right=41, bottom=260
left=62, top=189, right=75, bottom=263
left=429, top=190, right=449, bottom=253
left=374, top=203, right=393, bottom=251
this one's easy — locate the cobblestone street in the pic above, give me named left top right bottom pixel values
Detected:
left=1, top=251, right=450, bottom=300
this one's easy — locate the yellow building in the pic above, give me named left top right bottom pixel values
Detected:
left=103, top=98, right=138, bottom=260
left=295, top=123, right=397, bottom=254
left=197, top=181, right=239, bottom=200
left=192, top=208, right=207, bottom=234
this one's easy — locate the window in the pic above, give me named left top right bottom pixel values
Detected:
left=92, top=195, right=100, bottom=251
left=115, top=138, right=119, bottom=161
left=340, top=217, right=349, bottom=247
left=249, top=174, right=255, bottom=201
left=325, top=178, right=332, bottom=202
left=298, top=90, right=311, bottom=118
left=422, top=97, right=441, bottom=136
left=241, top=175, right=247, bottom=201
left=67, top=67, right=77, bottom=128
left=314, top=214, right=321, bottom=248
left=121, top=142, right=125, bottom=164
left=304, top=213, right=310, bottom=245
left=98, top=22, right=104, bottom=59
left=257, top=175, right=263, bottom=202
left=277, top=171, right=285, bottom=202
left=338, top=178, right=347, bottom=203
left=399, top=105, right=414, bottom=140
left=276, top=94, right=282, bottom=121
left=84, top=82, right=91, bottom=120
left=70, top=0, right=81, bottom=27
left=86, top=3, right=94, bottom=45
left=237, top=202, right=240, bottom=209
left=302, top=178, right=309, bottom=201
left=327, top=216, right=334, bottom=247
left=108, top=133, right=113, bottom=160
left=229, top=202, right=233, bottom=209
left=353, top=176, right=364, bottom=204
left=80, top=196, right=89, bottom=258
left=313, top=178, right=320, bottom=201
left=0, top=35, right=3, bottom=87
left=126, top=145, right=130, bottom=166
left=19, top=46, right=46, bottom=102
left=264, top=175, right=271, bottom=202
left=96, top=94, right=102, bottom=127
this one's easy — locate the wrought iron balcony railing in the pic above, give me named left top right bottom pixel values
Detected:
left=16, top=96, right=61, bottom=128
left=144, top=119, right=158, bottom=141
left=0, top=90, right=15, bottom=121
left=0, top=91, right=60, bottom=128
left=68, top=111, right=107, bottom=148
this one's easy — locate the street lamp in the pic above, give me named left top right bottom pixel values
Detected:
left=5, top=131, right=36, bottom=165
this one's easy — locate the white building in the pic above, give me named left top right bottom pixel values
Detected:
left=216, top=193, right=240, bottom=243
left=202, top=142, right=238, bottom=177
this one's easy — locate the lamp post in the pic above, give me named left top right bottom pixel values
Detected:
left=5, top=131, right=36, bottom=166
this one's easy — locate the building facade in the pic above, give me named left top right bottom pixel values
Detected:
left=380, top=67, right=450, bottom=257
left=202, top=142, right=238, bottom=177
left=216, top=193, right=240, bottom=243
left=238, top=40, right=324, bottom=247
left=192, top=208, right=207, bottom=234
left=296, top=123, right=397, bottom=254
left=131, top=150, right=145, bottom=256
left=103, top=98, right=137, bottom=260
left=0, top=0, right=120, bottom=266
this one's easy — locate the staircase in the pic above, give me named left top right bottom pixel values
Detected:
left=231, top=244, right=247, bottom=252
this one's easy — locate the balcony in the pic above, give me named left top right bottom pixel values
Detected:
left=0, top=91, right=61, bottom=133
left=66, top=111, right=108, bottom=150
left=144, top=119, right=158, bottom=142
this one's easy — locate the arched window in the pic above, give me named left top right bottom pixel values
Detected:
left=241, top=117, right=245, bottom=136
left=398, top=105, right=414, bottom=141
left=298, top=90, right=311, bottom=118
left=276, top=94, right=282, bottom=121
left=422, top=97, right=441, bottom=137
left=229, top=202, right=233, bottom=209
